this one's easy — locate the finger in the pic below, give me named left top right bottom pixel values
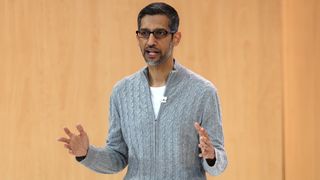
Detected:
left=64, top=127, right=73, bottom=138
left=194, top=122, right=201, bottom=131
left=76, top=124, right=86, bottom=135
left=194, top=122, right=205, bottom=136
left=199, top=141, right=215, bottom=159
left=69, top=149, right=74, bottom=155
left=64, top=144, right=72, bottom=150
left=200, top=138, right=214, bottom=150
left=202, top=149, right=215, bottom=159
left=201, top=142, right=214, bottom=154
left=199, top=141, right=208, bottom=151
left=194, top=122, right=209, bottom=138
left=198, top=142, right=208, bottom=153
left=200, top=148, right=210, bottom=158
left=200, top=136, right=211, bottom=146
left=57, top=137, right=70, bottom=144
left=199, top=127, right=209, bottom=138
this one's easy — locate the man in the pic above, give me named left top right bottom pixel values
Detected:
left=58, top=2, right=227, bottom=179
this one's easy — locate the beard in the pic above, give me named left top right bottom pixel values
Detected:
left=142, top=42, right=173, bottom=66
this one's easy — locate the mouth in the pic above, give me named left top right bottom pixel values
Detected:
left=145, top=48, right=160, bottom=57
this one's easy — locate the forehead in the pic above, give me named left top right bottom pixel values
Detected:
left=140, top=15, right=170, bottom=30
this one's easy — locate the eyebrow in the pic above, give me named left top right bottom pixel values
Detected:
left=139, top=28, right=168, bottom=31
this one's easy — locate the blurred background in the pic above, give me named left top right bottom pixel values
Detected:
left=0, top=0, right=319, bottom=179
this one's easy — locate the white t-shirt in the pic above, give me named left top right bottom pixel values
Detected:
left=150, top=86, right=166, bottom=118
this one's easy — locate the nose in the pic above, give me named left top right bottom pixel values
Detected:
left=146, top=33, right=157, bottom=46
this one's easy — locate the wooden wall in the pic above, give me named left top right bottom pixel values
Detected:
left=283, top=0, right=320, bottom=179
left=0, top=0, right=318, bottom=179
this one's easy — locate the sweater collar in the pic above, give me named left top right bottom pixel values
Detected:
left=142, top=59, right=177, bottom=73
left=141, top=59, right=182, bottom=85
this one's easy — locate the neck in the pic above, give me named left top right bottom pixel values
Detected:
left=148, top=58, right=174, bottom=87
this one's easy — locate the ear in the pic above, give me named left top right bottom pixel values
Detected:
left=172, top=32, right=181, bottom=46
left=136, top=34, right=142, bottom=47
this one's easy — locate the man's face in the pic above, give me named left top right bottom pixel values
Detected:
left=137, top=15, right=180, bottom=66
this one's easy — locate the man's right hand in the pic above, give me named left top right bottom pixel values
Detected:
left=57, top=124, right=89, bottom=157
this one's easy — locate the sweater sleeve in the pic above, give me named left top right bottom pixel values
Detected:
left=200, top=87, right=228, bottom=176
left=78, top=89, right=128, bottom=174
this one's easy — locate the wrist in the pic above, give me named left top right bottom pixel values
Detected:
left=206, top=157, right=216, bottom=166
left=76, top=155, right=86, bottom=162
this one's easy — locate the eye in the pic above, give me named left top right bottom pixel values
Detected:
left=139, top=30, right=150, bottom=37
left=154, top=30, right=168, bottom=37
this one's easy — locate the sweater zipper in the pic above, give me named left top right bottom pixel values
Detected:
left=145, top=77, right=158, bottom=180
left=153, top=71, right=174, bottom=180
left=155, top=71, right=173, bottom=121
left=144, top=69, right=175, bottom=180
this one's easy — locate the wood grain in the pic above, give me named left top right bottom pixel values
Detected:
left=283, top=0, right=320, bottom=179
left=1, top=0, right=317, bottom=179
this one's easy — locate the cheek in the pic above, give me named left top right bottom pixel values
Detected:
left=136, top=38, right=143, bottom=46
left=163, top=42, right=173, bottom=52
left=138, top=42, right=144, bottom=51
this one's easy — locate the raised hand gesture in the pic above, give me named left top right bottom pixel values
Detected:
left=194, top=122, right=215, bottom=160
left=58, top=124, right=89, bottom=157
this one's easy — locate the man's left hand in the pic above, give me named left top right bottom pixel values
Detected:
left=194, top=122, right=215, bottom=160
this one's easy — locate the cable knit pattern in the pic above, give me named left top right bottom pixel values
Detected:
left=79, top=61, right=227, bottom=180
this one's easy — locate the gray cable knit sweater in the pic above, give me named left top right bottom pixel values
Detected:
left=79, top=61, right=227, bottom=179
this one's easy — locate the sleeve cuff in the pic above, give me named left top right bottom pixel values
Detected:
left=202, top=147, right=228, bottom=176
left=205, top=157, right=216, bottom=166
left=76, top=155, right=86, bottom=162
left=76, top=145, right=99, bottom=167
